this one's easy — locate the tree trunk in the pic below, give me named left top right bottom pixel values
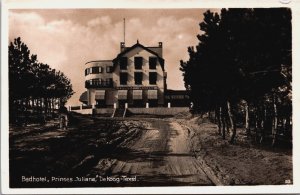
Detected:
left=50, top=99, right=53, bottom=113
left=58, top=98, right=61, bottom=108
left=42, top=98, right=46, bottom=114
left=245, top=101, right=250, bottom=135
left=225, top=116, right=230, bottom=134
left=217, top=107, right=222, bottom=135
left=49, top=98, right=51, bottom=114
left=37, top=98, right=40, bottom=113
left=259, top=105, right=267, bottom=144
left=47, top=98, right=49, bottom=114
left=214, top=107, right=218, bottom=124
left=208, top=110, right=212, bottom=121
left=32, top=99, right=35, bottom=112
left=285, top=115, right=291, bottom=134
left=254, top=106, right=259, bottom=142
left=26, top=97, right=30, bottom=109
left=272, top=97, right=278, bottom=147
left=227, top=101, right=236, bottom=144
left=44, top=98, right=47, bottom=114
left=221, top=105, right=226, bottom=139
left=39, top=98, right=43, bottom=114
left=35, top=98, right=38, bottom=112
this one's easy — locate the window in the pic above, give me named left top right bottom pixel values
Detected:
left=86, top=68, right=91, bottom=75
left=134, top=57, right=143, bottom=69
left=149, top=72, right=157, bottom=85
left=106, top=66, right=113, bottom=73
left=120, top=57, right=127, bottom=70
left=107, top=78, right=113, bottom=84
left=134, top=72, right=143, bottom=85
left=92, top=67, right=99, bottom=74
left=102, top=78, right=112, bottom=87
left=120, top=72, right=128, bottom=85
left=89, top=79, right=100, bottom=85
left=96, top=79, right=101, bottom=85
left=149, top=57, right=157, bottom=69
left=105, top=78, right=112, bottom=84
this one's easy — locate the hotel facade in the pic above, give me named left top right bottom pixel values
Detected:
left=80, top=41, right=168, bottom=108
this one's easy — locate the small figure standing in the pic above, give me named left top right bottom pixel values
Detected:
left=59, top=105, right=69, bottom=130
left=190, top=102, right=195, bottom=115
left=190, top=102, right=194, bottom=111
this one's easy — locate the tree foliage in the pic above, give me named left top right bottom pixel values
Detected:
left=9, top=37, right=74, bottom=123
left=180, top=8, right=292, bottom=145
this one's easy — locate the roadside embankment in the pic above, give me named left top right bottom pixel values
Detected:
left=178, top=116, right=293, bottom=185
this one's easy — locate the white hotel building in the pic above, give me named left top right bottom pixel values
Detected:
left=80, top=41, right=167, bottom=108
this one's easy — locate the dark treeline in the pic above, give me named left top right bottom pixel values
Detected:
left=9, top=37, right=74, bottom=124
left=180, top=8, right=292, bottom=145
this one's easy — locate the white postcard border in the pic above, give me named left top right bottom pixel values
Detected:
left=1, top=0, right=300, bottom=194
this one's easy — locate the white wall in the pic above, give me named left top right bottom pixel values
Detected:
left=86, top=45, right=166, bottom=106
left=85, top=61, right=113, bottom=81
left=113, top=46, right=165, bottom=104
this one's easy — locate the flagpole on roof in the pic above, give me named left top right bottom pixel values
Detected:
left=123, top=18, right=126, bottom=44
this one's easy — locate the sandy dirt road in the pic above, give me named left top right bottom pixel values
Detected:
left=89, top=118, right=213, bottom=186
left=10, top=115, right=213, bottom=187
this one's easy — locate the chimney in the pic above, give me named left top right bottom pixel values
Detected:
left=120, top=42, right=125, bottom=52
left=157, top=42, right=163, bottom=57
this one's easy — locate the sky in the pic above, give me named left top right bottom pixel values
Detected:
left=9, top=9, right=216, bottom=106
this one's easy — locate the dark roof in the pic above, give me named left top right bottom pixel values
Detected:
left=85, top=60, right=112, bottom=65
left=165, top=90, right=189, bottom=95
left=79, top=91, right=88, bottom=103
left=113, top=42, right=165, bottom=71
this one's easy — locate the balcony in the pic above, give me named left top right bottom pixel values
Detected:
left=85, top=80, right=113, bottom=88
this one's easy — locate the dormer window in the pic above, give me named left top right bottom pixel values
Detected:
left=134, top=57, right=143, bottom=69
left=120, top=57, right=127, bottom=70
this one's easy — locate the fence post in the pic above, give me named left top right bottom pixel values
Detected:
left=146, top=102, right=149, bottom=108
left=125, top=103, right=128, bottom=109
left=168, top=102, right=171, bottom=108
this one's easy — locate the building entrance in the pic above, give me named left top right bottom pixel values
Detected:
left=148, top=100, right=158, bottom=107
left=118, top=100, right=126, bottom=108
left=96, top=100, right=106, bottom=108
left=133, top=100, right=144, bottom=107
